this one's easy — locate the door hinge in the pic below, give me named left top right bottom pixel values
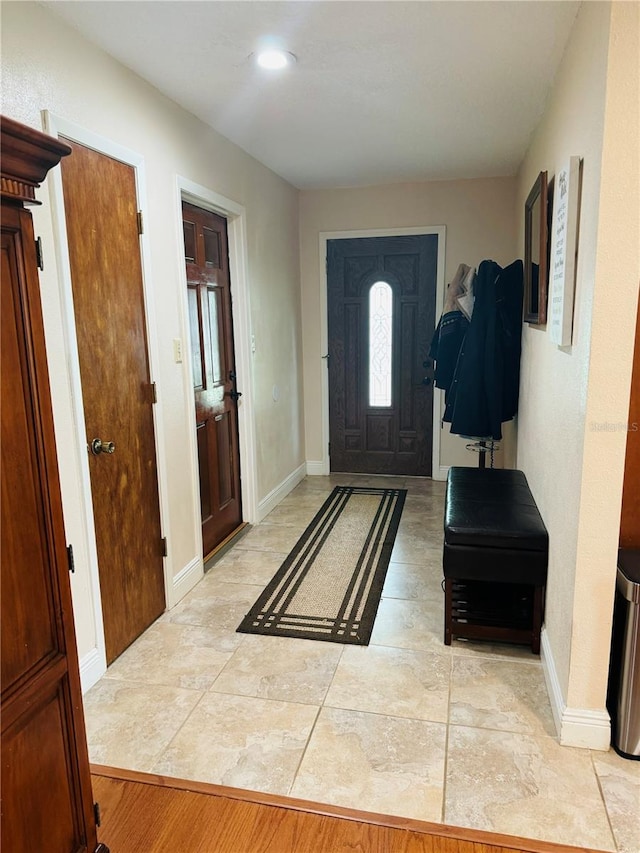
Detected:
left=93, top=802, right=101, bottom=828
left=150, top=381, right=157, bottom=404
left=161, top=537, right=167, bottom=558
left=67, top=544, right=75, bottom=574
left=137, top=210, right=144, bottom=235
left=35, top=236, right=44, bottom=271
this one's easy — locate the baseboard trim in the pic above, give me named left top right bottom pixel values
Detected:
left=540, top=627, right=565, bottom=736
left=307, top=461, right=448, bottom=480
left=79, top=646, right=106, bottom=694
left=170, top=556, right=203, bottom=607
left=80, top=557, right=204, bottom=693
left=541, top=627, right=611, bottom=750
left=560, top=707, right=611, bottom=750
left=257, top=463, right=307, bottom=521
left=305, top=460, right=327, bottom=476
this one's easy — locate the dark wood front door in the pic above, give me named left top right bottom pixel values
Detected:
left=60, top=140, right=165, bottom=665
left=182, top=202, right=243, bottom=558
left=327, top=235, right=438, bottom=476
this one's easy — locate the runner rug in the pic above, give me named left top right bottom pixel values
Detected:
left=237, top=486, right=407, bottom=645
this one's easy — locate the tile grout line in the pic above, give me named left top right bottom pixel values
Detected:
left=285, top=641, right=348, bottom=795
left=89, top=477, right=621, bottom=849
left=90, top=680, right=208, bottom=777
left=286, top=701, right=324, bottom=798
left=589, top=750, right=621, bottom=852
left=145, top=687, right=211, bottom=773
left=205, top=633, right=249, bottom=692
left=441, top=651, right=454, bottom=825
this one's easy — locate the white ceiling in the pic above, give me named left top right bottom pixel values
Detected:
left=44, top=1, right=580, bottom=190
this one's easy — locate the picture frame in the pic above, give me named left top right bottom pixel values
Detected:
left=549, top=156, right=581, bottom=347
left=523, top=170, right=549, bottom=324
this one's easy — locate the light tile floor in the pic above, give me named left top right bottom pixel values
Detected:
left=84, top=474, right=639, bottom=852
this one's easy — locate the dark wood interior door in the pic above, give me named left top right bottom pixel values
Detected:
left=182, top=202, right=242, bottom=557
left=1, top=116, right=106, bottom=853
left=327, top=235, right=438, bottom=476
left=60, top=140, right=165, bottom=665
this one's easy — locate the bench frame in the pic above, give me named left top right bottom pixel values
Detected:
left=444, top=577, right=545, bottom=653
left=443, top=467, right=548, bottom=655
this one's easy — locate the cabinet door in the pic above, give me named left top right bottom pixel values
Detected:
left=1, top=204, right=101, bottom=853
left=620, top=293, right=640, bottom=547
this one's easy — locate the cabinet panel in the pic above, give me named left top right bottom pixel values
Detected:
left=2, top=682, right=81, bottom=852
left=1, top=115, right=107, bottom=853
left=620, top=293, right=640, bottom=548
left=1, top=225, right=59, bottom=693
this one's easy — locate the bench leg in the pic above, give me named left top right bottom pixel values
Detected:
left=444, top=578, right=453, bottom=645
left=531, top=584, right=544, bottom=654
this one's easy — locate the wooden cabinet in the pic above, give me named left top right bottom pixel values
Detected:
left=1, top=116, right=108, bottom=853
left=620, top=292, right=640, bottom=548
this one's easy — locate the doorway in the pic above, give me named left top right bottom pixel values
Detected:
left=181, top=201, right=244, bottom=558
left=327, top=234, right=439, bottom=476
left=59, top=139, right=166, bottom=664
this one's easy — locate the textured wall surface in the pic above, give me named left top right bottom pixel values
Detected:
left=299, top=177, right=518, bottom=472
left=516, top=0, right=640, bottom=716
left=1, top=2, right=303, bottom=659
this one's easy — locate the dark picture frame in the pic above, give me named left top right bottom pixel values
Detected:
left=524, top=170, right=549, bottom=324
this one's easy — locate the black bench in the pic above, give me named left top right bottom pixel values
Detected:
left=443, top=467, right=548, bottom=653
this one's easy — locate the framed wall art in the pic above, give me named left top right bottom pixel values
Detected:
left=524, top=171, right=549, bottom=324
left=549, top=156, right=581, bottom=346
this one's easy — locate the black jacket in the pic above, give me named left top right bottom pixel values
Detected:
left=429, top=310, right=469, bottom=396
left=442, top=259, right=523, bottom=440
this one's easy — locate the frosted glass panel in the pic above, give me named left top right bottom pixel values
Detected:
left=188, top=287, right=203, bottom=390
left=207, top=287, right=222, bottom=384
left=369, top=281, right=393, bottom=407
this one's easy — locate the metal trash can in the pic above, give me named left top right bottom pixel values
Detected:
left=607, top=549, right=640, bottom=759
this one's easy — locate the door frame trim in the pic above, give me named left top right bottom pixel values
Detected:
left=42, top=111, right=172, bottom=684
left=319, top=226, right=447, bottom=479
left=175, top=177, right=258, bottom=533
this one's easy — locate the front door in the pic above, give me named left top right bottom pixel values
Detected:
left=60, top=140, right=166, bottom=664
left=182, top=202, right=243, bottom=558
left=327, top=235, right=438, bottom=476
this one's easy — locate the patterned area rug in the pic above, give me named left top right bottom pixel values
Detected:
left=237, top=486, right=407, bottom=645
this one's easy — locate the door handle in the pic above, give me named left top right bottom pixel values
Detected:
left=228, top=389, right=242, bottom=402
left=90, top=438, right=116, bottom=455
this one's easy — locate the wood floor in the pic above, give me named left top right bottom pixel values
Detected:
left=91, top=766, right=600, bottom=853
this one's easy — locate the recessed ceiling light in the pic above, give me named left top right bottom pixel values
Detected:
left=255, top=49, right=296, bottom=70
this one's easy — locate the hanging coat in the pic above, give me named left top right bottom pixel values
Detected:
left=429, top=311, right=469, bottom=395
left=429, top=263, right=473, bottom=396
left=443, top=259, right=523, bottom=440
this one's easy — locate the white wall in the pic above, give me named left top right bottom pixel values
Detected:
left=1, top=2, right=304, bottom=678
left=516, top=0, right=640, bottom=746
left=299, top=177, right=519, bottom=475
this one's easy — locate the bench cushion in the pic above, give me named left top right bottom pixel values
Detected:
left=444, top=467, right=548, bottom=553
left=443, top=542, right=548, bottom=585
